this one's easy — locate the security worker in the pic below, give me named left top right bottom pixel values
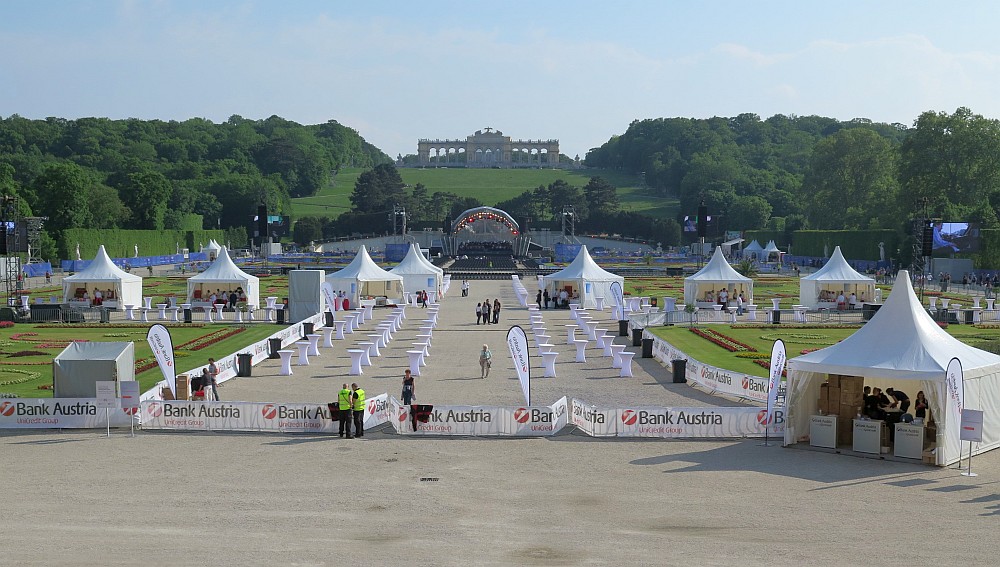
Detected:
left=351, top=382, right=366, bottom=438
left=338, top=383, right=353, bottom=438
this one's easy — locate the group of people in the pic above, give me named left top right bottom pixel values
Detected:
left=190, top=357, right=220, bottom=401
left=537, top=288, right=575, bottom=309
left=206, top=287, right=247, bottom=309
left=77, top=288, right=116, bottom=306
left=863, top=386, right=930, bottom=421
left=476, top=299, right=501, bottom=324
left=335, top=382, right=367, bottom=439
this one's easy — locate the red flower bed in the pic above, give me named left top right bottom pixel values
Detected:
left=689, top=328, right=756, bottom=353
left=176, top=327, right=246, bottom=351
left=8, top=350, right=48, bottom=358
left=753, top=359, right=787, bottom=376
left=0, top=321, right=14, bottom=329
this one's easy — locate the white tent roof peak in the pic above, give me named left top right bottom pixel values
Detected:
left=328, top=245, right=403, bottom=282
left=790, top=270, right=1000, bottom=378
left=546, top=245, right=622, bottom=282
left=744, top=240, right=763, bottom=253
left=802, top=246, right=874, bottom=283
left=191, top=247, right=252, bottom=281
left=204, top=239, right=222, bottom=252
left=392, top=244, right=441, bottom=276
left=65, top=245, right=140, bottom=282
left=763, top=240, right=782, bottom=254
left=686, top=247, right=751, bottom=283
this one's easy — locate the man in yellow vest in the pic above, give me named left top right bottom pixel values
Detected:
left=338, top=383, right=353, bottom=439
left=351, top=382, right=366, bottom=438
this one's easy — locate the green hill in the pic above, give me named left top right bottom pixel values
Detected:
left=290, top=167, right=680, bottom=220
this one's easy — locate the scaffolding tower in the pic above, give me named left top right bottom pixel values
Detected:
left=1, top=196, right=22, bottom=304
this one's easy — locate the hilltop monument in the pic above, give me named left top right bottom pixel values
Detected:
left=417, top=127, right=560, bottom=168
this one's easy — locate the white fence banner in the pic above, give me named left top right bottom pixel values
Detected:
left=571, top=398, right=618, bottom=437
left=389, top=397, right=567, bottom=436
left=615, top=406, right=785, bottom=438
left=363, top=393, right=389, bottom=430
left=649, top=334, right=772, bottom=403
left=0, top=399, right=134, bottom=429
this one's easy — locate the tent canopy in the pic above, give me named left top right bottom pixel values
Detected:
left=785, top=271, right=1000, bottom=465
left=763, top=240, right=782, bottom=260
left=53, top=341, right=135, bottom=398
left=326, top=245, right=404, bottom=305
left=62, top=245, right=142, bottom=310
left=799, top=246, right=876, bottom=308
left=683, top=247, right=753, bottom=305
left=186, top=247, right=260, bottom=306
left=543, top=246, right=624, bottom=309
left=390, top=243, right=443, bottom=295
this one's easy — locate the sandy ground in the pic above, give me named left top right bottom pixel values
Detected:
left=3, top=279, right=1000, bottom=566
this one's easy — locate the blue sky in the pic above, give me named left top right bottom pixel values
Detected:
left=3, top=1, right=1000, bottom=159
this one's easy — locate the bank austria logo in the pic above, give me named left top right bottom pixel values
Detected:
left=756, top=409, right=784, bottom=425
left=261, top=404, right=277, bottom=420
left=123, top=407, right=139, bottom=416
left=514, top=408, right=530, bottom=423
left=621, top=409, right=638, bottom=426
left=398, top=407, right=408, bottom=422
left=367, top=398, right=387, bottom=415
left=742, top=376, right=767, bottom=393
left=147, top=402, right=163, bottom=418
left=0, top=401, right=14, bottom=416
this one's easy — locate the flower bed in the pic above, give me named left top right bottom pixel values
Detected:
left=176, top=327, right=246, bottom=351
left=689, top=328, right=757, bottom=353
left=753, top=359, right=787, bottom=376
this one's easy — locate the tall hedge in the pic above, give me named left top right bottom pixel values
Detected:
left=60, top=229, right=226, bottom=260
left=790, top=230, right=899, bottom=261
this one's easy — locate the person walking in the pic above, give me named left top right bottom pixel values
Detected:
left=401, top=369, right=415, bottom=405
left=476, top=302, right=482, bottom=325
left=462, top=280, right=469, bottom=297
left=492, top=298, right=501, bottom=324
left=543, top=289, right=550, bottom=309
left=482, top=298, right=491, bottom=325
left=206, top=358, right=220, bottom=401
left=351, top=383, right=366, bottom=438
left=338, top=383, right=353, bottom=438
left=479, top=344, right=492, bottom=378
left=536, top=289, right=543, bottom=309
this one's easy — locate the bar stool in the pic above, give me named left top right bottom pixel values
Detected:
left=410, top=344, right=427, bottom=366
left=595, top=296, right=606, bottom=310
left=746, top=304, right=757, bottom=321
left=611, top=344, right=626, bottom=368
left=413, top=340, right=430, bottom=358
left=143, top=296, right=153, bottom=310
left=356, top=342, right=373, bottom=366
left=124, top=305, right=136, bottom=320
left=203, top=307, right=214, bottom=323
left=334, top=320, right=348, bottom=340
left=295, top=341, right=311, bottom=365
left=541, top=351, right=558, bottom=378
left=234, top=308, right=243, bottom=323
left=406, top=350, right=423, bottom=376
left=535, top=334, right=551, bottom=349
left=214, top=303, right=225, bottom=321
left=139, top=307, right=150, bottom=323
left=595, top=332, right=609, bottom=351
left=572, top=339, right=589, bottom=363
left=246, top=305, right=255, bottom=321
left=416, top=333, right=432, bottom=349
left=347, top=349, right=365, bottom=375
left=170, top=307, right=180, bottom=323
left=277, top=350, right=295, bottom=375
left=306, top=333, right=322, bottom=356
left=322, top=327, right=335, bottom=348
left=600, top=333, right=614, bottom=357
left=618, top=351, right=636, bottom=377
left=370, top=331, right=388, bottom=350
left=584, top=320, right=600, bottom=341
left=156, top=304, right=168, bottom=320
left=565, top=324, right=578, bottom=345
left=343, top=313, right=358, bottom=333
left=366, top=335, right=383, bottom=357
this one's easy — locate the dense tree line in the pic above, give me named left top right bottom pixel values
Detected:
left=0, top=114, right=387, bottom=258
left=585, top=109, right=1000, bottom=237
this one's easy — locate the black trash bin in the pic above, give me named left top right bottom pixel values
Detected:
left=183, top=308, right=192, bottom=323
left=99, top=307, right=110, bottom=324
left=632, top=328, right=643, bottom=347
left=641, top=338, right=654, bottom=358
left=325, top=311, right=334, bottom=327
left=965, top=309, right=975, bottom=324
left=672, top=359, right=687, bottom=383
left=619, top=320, right=629, bottom=337
left=276, top=307, right=286, bottom=324
left=303, top=322, right=315, bottom=336
left=237, top=353, right=252, bottom=377
left=268, top=337, right=282, bottom=359
left=771, top=309, right=781, bottom=324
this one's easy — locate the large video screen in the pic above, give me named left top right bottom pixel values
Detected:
left=931, top=221, right=980, bottom=256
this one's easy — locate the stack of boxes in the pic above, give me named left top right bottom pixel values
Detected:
left=817, top=375, right=865, bottom=446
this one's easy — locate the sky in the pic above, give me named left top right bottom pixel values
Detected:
left=4, top=1, right=1000, bottom=160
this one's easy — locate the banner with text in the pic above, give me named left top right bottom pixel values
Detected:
left=389, top=397, right=568, bottom=436
left=572, top=398, right=784, bottom=438
left=0, top=399, right=134, bottom=429
left=649, top=334, right=773, bottom=403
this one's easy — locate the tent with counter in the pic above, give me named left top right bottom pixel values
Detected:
left=390, top=243, right=443, bottom=297
left=62, top=245, right=142, bottom=310
left=541, top=245, right=624, bottom=309
left=784, top=270, right=1000, bottom=466
left=799, top=246, right=876, bottom=309
left=742, top=240, right=763, bottom=261
left=186, top=247, right=260, bottom=308
left=763, top=240, right=783, bottom=262
left=326, top=245, right=404, bottom=307
left=683, top=247, right=753, bottom=308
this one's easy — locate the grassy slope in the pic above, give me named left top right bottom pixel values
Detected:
left=290, top=167, right=679, bottom=220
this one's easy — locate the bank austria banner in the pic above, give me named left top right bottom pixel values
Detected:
left=648, top=333, right=772, bottom=403
left=571, top=398, right=784, bottom=438
left=140, top=393, right=389, bottom=433
left=388, top=396, right=568, bottom=436
left=0, top=399, right=135, bottom=429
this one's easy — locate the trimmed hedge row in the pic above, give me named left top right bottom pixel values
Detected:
left=60, top=229, right=226, bottom=260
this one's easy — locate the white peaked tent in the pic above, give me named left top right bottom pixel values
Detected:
left=326, top=245, right=404, bottom=306
left=63, top=245, right=142, bottom=310
left=785, top=271, right=1000, bottom=466
left=202, top=239, right=222, bottom=260
left=543, top=246, right=624, bottom=309
left=390, top=244, right=443, bottom=297
left=683, top=247, right=753, bottom=306
left=186, top=247, right=260, bottom=307
left=743, top=240, right=764, bottom=260
left=799, top=246, right=876, bottom=308
left=763, top=240, right=782, bottom=261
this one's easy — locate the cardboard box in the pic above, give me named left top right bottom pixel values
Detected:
left=817, top=398, right=829, bottom=414
left=827, top=387, right=841, bottom=406
left=827, top=375, right=841, bottom=388
left=176, top=375, right=190, bottom=401
left=819, top=383, right=829, bottom=402
left=842, top=391, right=864, bottom=406
left=841, top=376, right=864, bottom=394
left=160, top=386, right=174, bottom=401
left=840, top=403, right=860, bottom=418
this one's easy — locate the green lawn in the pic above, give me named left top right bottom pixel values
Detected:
left=290, top=167, right=679, bottom=220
